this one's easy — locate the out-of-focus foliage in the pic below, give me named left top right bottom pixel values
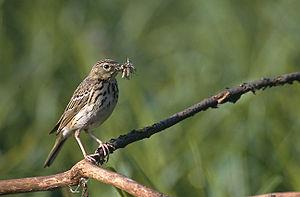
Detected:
left=0, top=0, right=300, bottom=196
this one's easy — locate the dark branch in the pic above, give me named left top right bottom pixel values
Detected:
left=93, top=72, right=300, bottom=162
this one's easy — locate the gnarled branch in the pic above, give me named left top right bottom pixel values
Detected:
left=0, top=160, right=167, bottom=197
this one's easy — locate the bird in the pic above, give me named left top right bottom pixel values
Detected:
left=44, top=58, right=134, bottom=167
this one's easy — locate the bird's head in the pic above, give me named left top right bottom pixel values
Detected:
left=89, top=58, right=135, bottom=80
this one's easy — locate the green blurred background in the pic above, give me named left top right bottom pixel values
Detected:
left=0, top=0, right=300, bottom=196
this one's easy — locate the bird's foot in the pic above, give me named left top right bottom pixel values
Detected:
left=96, top=142, right=115, bottom=163
left=83, top=143, right=115, bottom=165
left=84, top=155, right=97, bottom=165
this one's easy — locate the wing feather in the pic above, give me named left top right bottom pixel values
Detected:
left=50, top=78, right=100, bottom=135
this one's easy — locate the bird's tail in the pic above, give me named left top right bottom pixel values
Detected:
left=44, top=135, right=67, bottom=168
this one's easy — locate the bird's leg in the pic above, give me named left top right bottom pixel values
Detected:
left=87, top=131, right=113, bottom=158
left=75, top=130, right=96, bottom=164
left=74, top=130, right=88, bottom=157
left=88, top=131, right=103, bottom=145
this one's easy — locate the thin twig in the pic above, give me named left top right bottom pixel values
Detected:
left=251, top=192, right=300, bottom=197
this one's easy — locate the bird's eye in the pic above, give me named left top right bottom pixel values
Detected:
left=103, top=64, right=110, bottom=70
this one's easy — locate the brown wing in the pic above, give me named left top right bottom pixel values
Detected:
left=49, top=78, right=97, bottom=135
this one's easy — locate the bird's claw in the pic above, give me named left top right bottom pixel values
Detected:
left=96, top=143, right=115, bottom=163
left=84, top=155, right=97, bottom=164
left=84, top=143, right=115, bottom=165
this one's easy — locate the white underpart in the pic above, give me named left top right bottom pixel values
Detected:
left=74, top=81, right=118, bottom=131
left=62, top=127, right=73, bottom=137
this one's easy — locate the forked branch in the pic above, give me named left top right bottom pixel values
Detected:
left=0, top=160, right=167, bottom=196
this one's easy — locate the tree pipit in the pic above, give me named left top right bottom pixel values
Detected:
left=44, top=58, right=135, bottom=167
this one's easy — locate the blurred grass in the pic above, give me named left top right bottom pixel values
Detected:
left=0, top=0, right=300, bottom=196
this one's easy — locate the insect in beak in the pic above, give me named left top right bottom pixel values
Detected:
left=119, top=58, right=135, bottom=79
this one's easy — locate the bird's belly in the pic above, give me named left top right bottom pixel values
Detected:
left=73, top=95, right=118, bottom=130
left=89, top=98, right=118, bottom=129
